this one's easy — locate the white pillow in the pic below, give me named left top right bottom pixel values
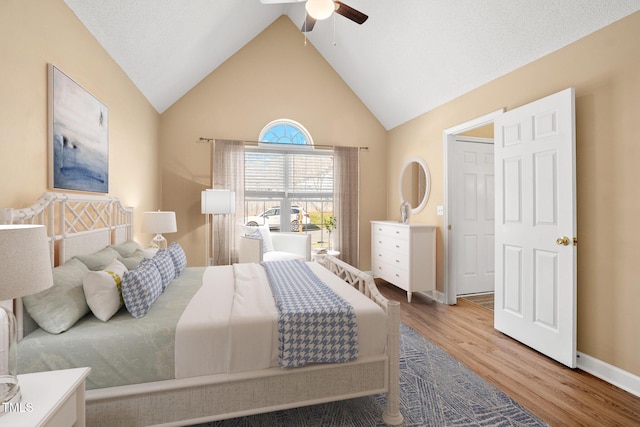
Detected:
left=82, top=259, right=128, bottom=322
left=257, top=225, right=274, bottom=253
left=242, top=224, right=274, bottom=253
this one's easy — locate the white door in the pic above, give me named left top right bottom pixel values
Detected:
left=452, top=139, right=495, bottom=295
left=494, top=88, right=577, bottom=368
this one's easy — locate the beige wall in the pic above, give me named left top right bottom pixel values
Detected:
left=0, top=0, right=160, bottom=244
left=159, top=16, right=387, bottom=269
left=387, top=12, right=640, bottom=376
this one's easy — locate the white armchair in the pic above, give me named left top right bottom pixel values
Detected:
left=238, top=232, right=311, bottom=263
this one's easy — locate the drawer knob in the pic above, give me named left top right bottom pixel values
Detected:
left=395, top=259, right=400, bottom=263
left=395, top=273, right=400, bottom=277
left=395, top=245, right=400, bottom=248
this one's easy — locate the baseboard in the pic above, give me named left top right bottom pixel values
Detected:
left=577, top=352, right=640, bottom=397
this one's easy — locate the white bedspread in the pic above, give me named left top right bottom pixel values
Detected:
left=174, top=262, right=386, bottom=379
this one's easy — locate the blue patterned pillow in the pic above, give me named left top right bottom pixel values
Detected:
left=246, top=225, right=273, bottom=254
left=121, top=261, right=163, bottom=318
left=142, top=252, right=175, bottom=292
left=164, top=242, right=187, bottom=276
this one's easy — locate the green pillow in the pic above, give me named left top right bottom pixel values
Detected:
left=22, top=258, right=90, bottom=334
left=74, top=247, right=120, bottom=271
left=118, top=248, right=156, bottom=270
left=109, top=241, right=143, bottom=258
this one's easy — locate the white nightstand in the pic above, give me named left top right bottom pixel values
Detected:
left=1, top=367, right=90, bottom=427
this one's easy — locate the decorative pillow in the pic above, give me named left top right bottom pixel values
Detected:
left=245, top=225, right=274, bottom=254
left=121, top=261, right=163, bottom=318
left=82, top=259, right=128, bottom=322
left=142, top=251, right=175, bottom=292
left=74, top=247, right=120, bottom=271
left=162, top=242, right=187, bottom=277
left=22, top=258, right=90, bottom=334
left=109, top=241, right=144, bottom=258
left=117, top=248, right=157, bottom=270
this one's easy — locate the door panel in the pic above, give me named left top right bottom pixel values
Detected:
left=495, top=88, right=576, bottom=368
left=452, top=139, right=495, bottom=295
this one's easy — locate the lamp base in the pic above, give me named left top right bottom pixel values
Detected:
left=0, top=378, right=20, bottom=415
left=0, top=306, right=21, bottom=416
left=149, top=234, right=168, bottom=249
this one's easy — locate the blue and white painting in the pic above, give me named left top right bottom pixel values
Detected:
left=50, top=65, right=108, bottom=193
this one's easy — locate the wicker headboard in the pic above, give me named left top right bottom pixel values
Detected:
left=3, top=192, right=134, bottom=338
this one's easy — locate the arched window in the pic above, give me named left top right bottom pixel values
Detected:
left=258, top=119, right=314, bottom=146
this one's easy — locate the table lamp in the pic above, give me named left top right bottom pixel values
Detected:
left=0, top=225, right=54, bottom=413
left=142, top=211, right=177, bottom=249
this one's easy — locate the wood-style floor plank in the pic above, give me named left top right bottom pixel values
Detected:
left=376, top=281, right=640, bottom=427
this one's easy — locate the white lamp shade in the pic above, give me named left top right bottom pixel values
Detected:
left=201, top=190, right=236, bottom=215
left=0, top=225, right=54, bottom=300
left=306, top=0, right=335, bottom=20
left=142, top=211, right=177, bottom=234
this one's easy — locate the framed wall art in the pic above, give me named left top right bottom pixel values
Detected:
left=49, top=64, right=109, bottom=193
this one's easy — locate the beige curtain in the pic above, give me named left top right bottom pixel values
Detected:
left=333, top=146, right=359, bottom=267
left=213, top=139, right=244, bottom=265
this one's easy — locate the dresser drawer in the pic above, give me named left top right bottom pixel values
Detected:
left=372, top=248, right=409, bottom=270
left=372, top=223, right=409, bottom=240
left=373, top=235, right=409, bottom=256
left=372, top=260, right=409, bottom=290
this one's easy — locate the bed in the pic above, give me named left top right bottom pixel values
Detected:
left=7, top=192, right=403, bottom=427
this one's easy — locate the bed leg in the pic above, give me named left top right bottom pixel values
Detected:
left=383, top=300, right=403, bottom=425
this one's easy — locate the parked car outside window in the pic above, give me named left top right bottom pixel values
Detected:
left=245, top=206, right=310, bottom=231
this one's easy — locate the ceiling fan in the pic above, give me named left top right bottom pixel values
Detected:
left=260, top=0, right=368, bottom=32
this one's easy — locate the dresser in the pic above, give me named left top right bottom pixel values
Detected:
left=371, top=221, right=436, bottom=302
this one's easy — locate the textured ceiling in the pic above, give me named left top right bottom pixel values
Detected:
left=64, top=0, right=639, bottom=130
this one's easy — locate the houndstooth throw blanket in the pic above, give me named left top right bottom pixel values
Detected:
left=262, top=259, right=359, bottom=368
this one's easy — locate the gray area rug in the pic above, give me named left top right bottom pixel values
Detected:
left=195, top=323, right=547, bottom=426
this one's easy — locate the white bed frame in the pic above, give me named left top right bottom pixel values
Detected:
left=8, top=192, right=403, bottom=427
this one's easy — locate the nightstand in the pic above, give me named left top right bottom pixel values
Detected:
left=1, top=367, right=90, bottom=427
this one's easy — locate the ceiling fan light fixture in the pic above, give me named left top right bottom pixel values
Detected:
left=306, top=0, right=335, bottom=20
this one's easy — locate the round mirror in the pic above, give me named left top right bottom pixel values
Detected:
left=399, top=157, right=430, bottom=214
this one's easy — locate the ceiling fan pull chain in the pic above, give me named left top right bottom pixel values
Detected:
left=333, top=10, right=336, bottom=46
left=304, top=11, right=308, bottom=46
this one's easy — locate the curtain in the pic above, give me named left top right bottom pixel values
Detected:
left=213, top=139, right=244, bottom=265
left=333, top=146, right=359, bottom=267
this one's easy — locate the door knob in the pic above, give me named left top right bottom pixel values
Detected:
left=556, top=236, right=570, bottom=246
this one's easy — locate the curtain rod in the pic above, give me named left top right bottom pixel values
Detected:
left=198, top=137, right=369, bottom=151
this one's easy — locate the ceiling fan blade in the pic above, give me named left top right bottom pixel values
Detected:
left=301, top=14, right=317, bottom=32
left=334, top=1, right=368, bottom=25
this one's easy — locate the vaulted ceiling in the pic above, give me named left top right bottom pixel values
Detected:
left=63, top=1, right=639, bottom=130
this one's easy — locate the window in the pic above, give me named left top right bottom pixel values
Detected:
left=244, top=120, right=333, bottom=247
left=258, top=119, right=313, bottom=145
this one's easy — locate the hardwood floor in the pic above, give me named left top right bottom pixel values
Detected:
left=376, top=281, right=640, bottom=427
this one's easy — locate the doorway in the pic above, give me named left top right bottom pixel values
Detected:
left=443, top=109, right=503, bottom=305
left=450, top=137, right=494, bottom=296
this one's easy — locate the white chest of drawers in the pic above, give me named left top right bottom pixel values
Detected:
left=371, top=221, right=436, bottom=302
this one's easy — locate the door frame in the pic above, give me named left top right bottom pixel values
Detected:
left=443, top=109, right=504, bottom=305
